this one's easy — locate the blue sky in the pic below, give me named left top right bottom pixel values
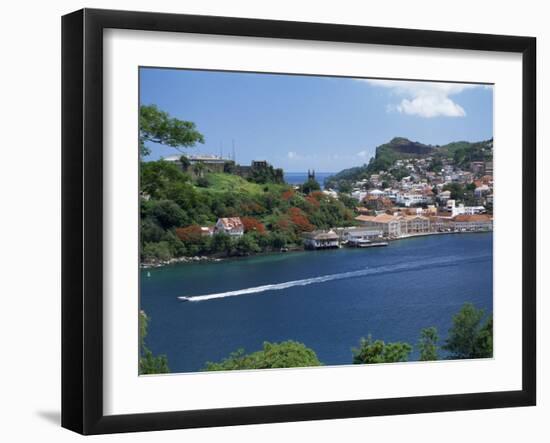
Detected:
left=140, top=68, right=493, bottom=173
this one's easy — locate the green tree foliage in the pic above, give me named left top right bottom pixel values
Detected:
left=140, top=158, right=354, bottom=260
left=418, top=327, right=439, bottom=361
left=234, top=234, right=261, bottom=256
left=442, top=183, right=463, bottom=201
left=196, top=176, right=211, bottom=188
left=337, top=181, right=353, bottom=194
left=443, top=303, right=493, bottom=359
left=352, top=335, right=412, bottom=364
left=248, top=165, right=285, bottom=184
left=148, top=200, right=187, bottom=229
left=140, top=160, right=191, bottom=198
left=427, top=157, right=443, bottom=172
left=139, top=311, right=170, bottom=375
left=473, top=316, right=493, bottom=358
left=142, top=241, right=172, bottom=261
left=140, top=348, right=170, bottom=375
left=210, top=232, right=234, bottom=256
left=204, top=341, right=322, bottom=371
left=139, top=104, right=205, bottom=157
left=179, top=155, right=191, bottom=171
left=301, top=178, right=321, bottom=194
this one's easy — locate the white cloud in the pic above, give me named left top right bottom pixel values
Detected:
left=362, top=79, right=485, bottom=118
left=357, top=150, right=369, bottom=157
left=287, top=151, right=298, bottom=159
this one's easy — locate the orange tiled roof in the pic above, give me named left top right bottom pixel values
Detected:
left=453, top=214, right=493, bottom=222
left=355, top=214, right=401, bottom=224
left=218, top=217, right=244, bottom=229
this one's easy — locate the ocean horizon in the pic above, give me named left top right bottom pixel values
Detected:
left=283, top=172, right=335, bottom=188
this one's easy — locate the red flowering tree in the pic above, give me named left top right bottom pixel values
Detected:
left=305, top=195, right=321, bottom=209
left=175, top=225, right=203, bottom=242
left=288, top=207, right=314, bottom=232
left=281, top=189, right=294, bottom=201
left=241, top=216, right=266, bottom=234
left=275, top=218, right=291, bottom=232
left=309, top=191, right=325, bottom=201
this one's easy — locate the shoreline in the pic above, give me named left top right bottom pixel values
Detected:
left=387, top=229, right=492, bottom=242
left=141, top=255, right=224, bottom=269
left=141, top=230, right=492, bottom=269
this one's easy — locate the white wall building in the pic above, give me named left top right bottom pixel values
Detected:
left=214, top=217, right=244, bottom=237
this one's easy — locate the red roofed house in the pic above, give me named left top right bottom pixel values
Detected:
left=214, top=217, right=244, bottom=237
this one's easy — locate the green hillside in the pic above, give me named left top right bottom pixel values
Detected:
left=198, top=173, right=267, bottom=194
left=326, top=137, right=493, bottom=188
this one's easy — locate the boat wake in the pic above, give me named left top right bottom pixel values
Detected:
left=178, top=254, right=490, bottom=302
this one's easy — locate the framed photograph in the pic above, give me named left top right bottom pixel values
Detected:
left=61, top=8, right=536, bottom=435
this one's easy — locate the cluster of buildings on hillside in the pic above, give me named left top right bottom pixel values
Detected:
left=347, top=155, right=494, bottom=211
left=302, top=152, right=494, bottom=250
left=164, top=147, right=494, bottom=252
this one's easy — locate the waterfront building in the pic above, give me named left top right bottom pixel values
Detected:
left=355, top=214, right=405, bottom=237
left=429, top=216, right=454, bottom=232
left=452, top=214, right=493, bottom=231
left=303, top=230, right=339, bottom=249
left=214, top=217, right=244, bottom=237
left=403, top=215, right=431, bottom=233
left=342, top=228, right=384, bottom=245
left=356, top=213, right=433, bottom=236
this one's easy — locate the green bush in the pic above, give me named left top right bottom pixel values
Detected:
left=443, top=303, right=493, bottom=359
left=352, top=335, right=412, bottom=364
left=204, top=341, right=322, bottom=371
left=143, top=241, right=172, bottom=261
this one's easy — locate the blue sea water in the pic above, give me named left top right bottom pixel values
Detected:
left=284, top=172, right=335, bottom=188
left=140, top=233, right=493, bottom=373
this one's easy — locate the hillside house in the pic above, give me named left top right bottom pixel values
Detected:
left=214, top=217, right=244, bottom=237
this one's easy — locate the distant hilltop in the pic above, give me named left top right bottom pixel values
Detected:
left=326, top=137, right=493, bottom=188
left=379, top=137, right=438, bottom=156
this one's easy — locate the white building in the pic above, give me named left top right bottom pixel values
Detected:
left=214, top=217, right=244, bottom=237
left=351, top=190, right=368, bottom=201
left=322, top=189, right=338, bottom=199
left=303, top=230, right=339, bottom=249
left=446, top=200, right=486, bottom=217
left=396, top=192, right=429, bottom=207
left=342, top=228, right=383, bottom=245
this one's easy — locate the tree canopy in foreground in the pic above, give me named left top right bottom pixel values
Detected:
left=204, top=341, right=322, bottom=371
left=352, top=335, right=413, bottom=364
left=443, top=303, right=493, bottom=359
left=139, top=104, right=205, bottom=157
left=139, top=311, right=170, bottom=375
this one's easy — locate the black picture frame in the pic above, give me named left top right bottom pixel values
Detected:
left=62, top=8, right=536, bottom=435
